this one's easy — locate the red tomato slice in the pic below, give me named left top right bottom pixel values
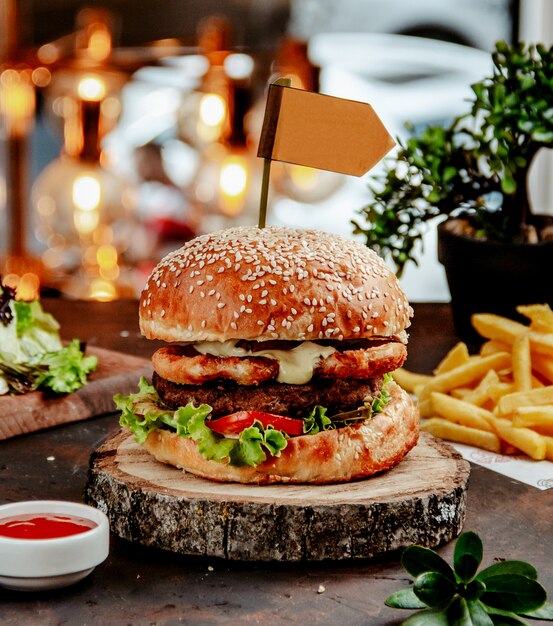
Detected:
left=208, top=411, right=304, bottom=436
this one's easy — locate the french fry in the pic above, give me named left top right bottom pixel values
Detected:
left=392, top=368, right=432, bottom=394
left=512, top=406, right=553, bottom=436
left=484, top=381, right=514, bottom=405
left=462, top=369, right=500, bottom=406
left=512, top=332, right=532, bottom=392
left=412, top=306, right=553, bottom=461
left=422, top=417, right=501, bottom=453
left=532, top=353, right=553, bottom=384
left=417, top=398, right=434, bottom=418
left=472, top=313, right=553, bottom=358
left=450, top=388, right=474, bottom=399
left=430, top=392, right=494, bottom=432
left=497, top=385, right=553, bottom=415
left=472, top=313, right=527, bottom=346
left=517, top=303, right=553, bottom=333
left=544, top=435, right=553, bottom=461
left=434, top=342, right=470, bottom=375
left=491, top=417, right=547, bottom=460
left=479, top=340, right=511, bottom=356
left=531, top=375, right=545, bottom=388
left=417, top=352, right=511, bottom=400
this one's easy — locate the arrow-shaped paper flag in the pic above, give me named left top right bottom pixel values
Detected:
left=256, top=80, right=395, bottom=227
left=258, top=82, right=395, bottom=176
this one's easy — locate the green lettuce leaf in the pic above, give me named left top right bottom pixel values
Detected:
left=34, top=339, right=98, bottom=394
left=0, top=360, right=46, bottom=393
left=14, top=300, right=62, bottom=356
left=229, top=424, right=288, bottom=467
left=303, top=405, right=334, bottom=435
left=370, top=372, right=393, bottom=414
left=0, top=292, right=96, bottom=395
left=115, top=378, right=288, bottom=467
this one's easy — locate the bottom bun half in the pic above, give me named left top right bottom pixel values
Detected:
left=141, top=381, right=419, bottom=484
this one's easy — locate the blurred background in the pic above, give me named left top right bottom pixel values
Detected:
left=0, top=0, right=551, bottom=302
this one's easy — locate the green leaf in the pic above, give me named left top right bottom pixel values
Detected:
left=229, top=425, right=266, bottom=466
left=531, top=130, right=553, bottom=143
left=385, top=586, right=427, bottom=609
left=446, top=597, right=494, bottom=626
left=262, top=425, right=288, bottom=456
left=303, top=405, right=334, bottom=435
left=521, top=600, right=553, bottom=620
left=403, top=609, right=451, bottom=626
left=443, top=166, right=457, bottom=183
left=15, top=300, right=60, bottom=343
left=466, top=600, right=495, bottom=626
left=35, top=339, right=98, bottom=394
left=501, top=174, right=517, bottom=195
left=116, top=379, right=289, bottom=468
left=484, top=606, right=529, bottom=625
left=455, top=531, right=483, bottom=582
left=0, top=359, right=44, bottom=393
left=481, top=574, right=546, bottom=613
left=14, top=300, right=34, bottom=335
left=464, top=579, right=487, bottom=602
left=414, top=572, right=456, bottom=609
left=477, top=562, right=538, bottom=583
left=402, top=546, right=456, bottom=582
left=370, top=372, right=393, bottom=413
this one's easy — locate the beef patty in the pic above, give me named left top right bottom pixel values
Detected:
left=152, top=371, right=383, bottom=419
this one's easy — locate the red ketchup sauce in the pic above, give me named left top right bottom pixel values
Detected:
left=0, top=513, right=97, bottom=540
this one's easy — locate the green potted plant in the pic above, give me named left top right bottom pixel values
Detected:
left=353, top=41, right=553, bottom=341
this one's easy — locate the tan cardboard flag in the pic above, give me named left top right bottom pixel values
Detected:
left=257, top=83, right=395, bottom=177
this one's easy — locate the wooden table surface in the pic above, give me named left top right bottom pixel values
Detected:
left=1, top=300, right=552, bottom=625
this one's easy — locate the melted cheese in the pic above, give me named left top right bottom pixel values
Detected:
left=193, top=340, right=337, bottom=385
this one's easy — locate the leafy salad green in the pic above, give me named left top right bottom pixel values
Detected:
left=0, top=282, right=98, bottom=395
left=114, top=373, right=393, bottom=468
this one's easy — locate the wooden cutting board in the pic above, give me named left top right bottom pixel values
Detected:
left=85, top=430, right=470, bottom=561
left=0, top=347, right=151, bottom=440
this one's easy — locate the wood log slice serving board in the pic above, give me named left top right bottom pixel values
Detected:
left=85, top=430, right=470, bottom=561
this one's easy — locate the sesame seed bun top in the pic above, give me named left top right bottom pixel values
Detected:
left=139, top=226, right=413, bottom=343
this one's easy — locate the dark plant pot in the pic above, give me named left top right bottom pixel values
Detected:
left=437, top=219, right=553, bottom=344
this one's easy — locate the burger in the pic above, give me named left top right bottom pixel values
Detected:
left=116, top=226, right=418, bottom=484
